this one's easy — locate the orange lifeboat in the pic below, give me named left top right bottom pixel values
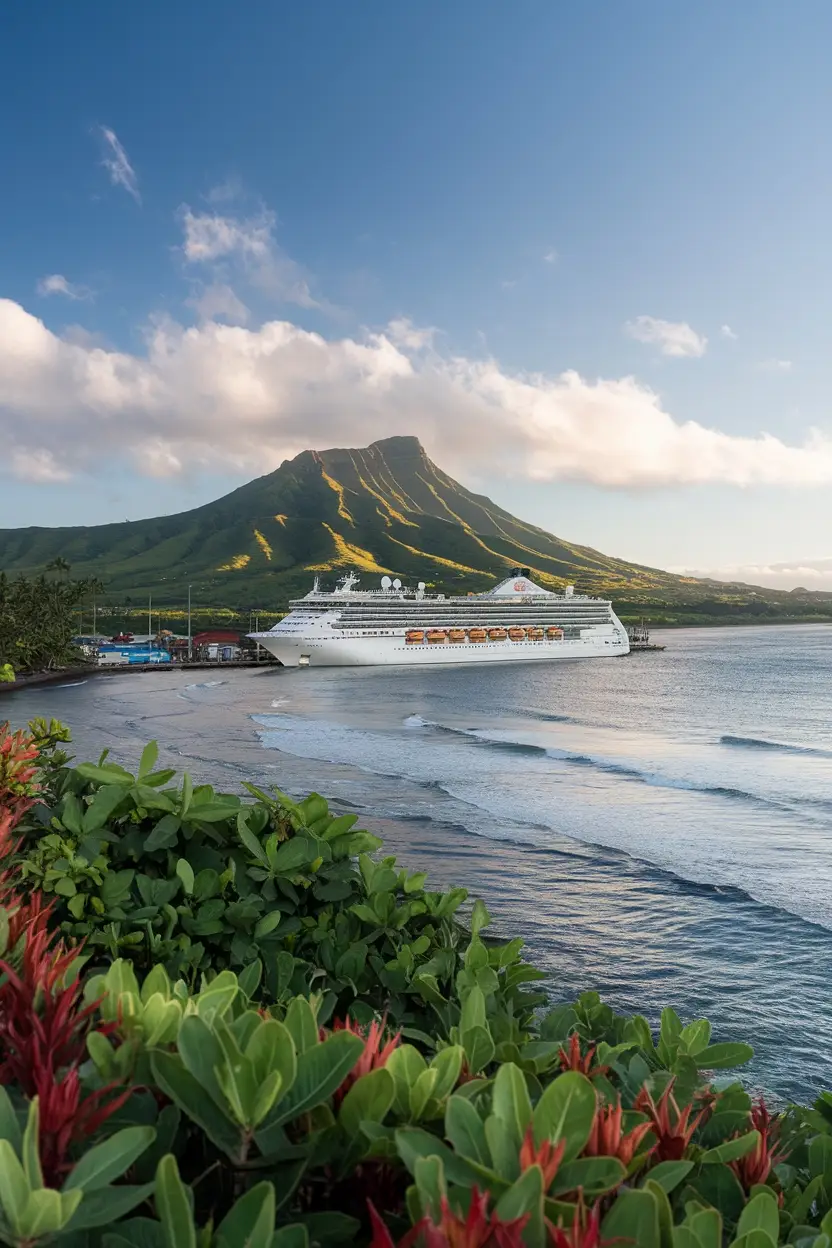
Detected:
left=546, top=626, right=564, bottom=640
left=508, top=627, right=525, bottom=641
left=448, top=629, right=466, bottom=642
left=426, top=630, right=447, bottom=644
left=405, top=630, right=425, bottom=645
left=526, top=627, right=544, bottom=641
left=468, top=628, right=487, bottom=642
left=488, top=627, right=507, bottom=641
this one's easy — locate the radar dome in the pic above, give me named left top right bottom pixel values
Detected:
left=392, top=578, right=402, bottom=589
left=381, top=576, right=392, bottom=589
left=417, top=581, right=426, bottom=590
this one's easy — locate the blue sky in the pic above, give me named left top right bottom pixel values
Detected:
left=3, top=0, right=832, bottom=587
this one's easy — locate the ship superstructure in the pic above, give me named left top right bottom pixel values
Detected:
left=249, top=568, right=629, bottom=667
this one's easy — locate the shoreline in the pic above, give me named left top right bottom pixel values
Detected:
left=0, top=659, right=281, bottom=697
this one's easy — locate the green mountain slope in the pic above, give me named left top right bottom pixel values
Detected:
left=0, top=436, right=826, bottom=618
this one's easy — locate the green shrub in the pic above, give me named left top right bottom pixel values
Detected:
left=4, top=721, right=832, bottom=1247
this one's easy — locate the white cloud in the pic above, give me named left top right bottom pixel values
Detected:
left=187, top=283, right=250, bottom=326
left=720, top=324, right=737, bottom=340
left=386, top=318, right=436, bottom=350
left=672, top=557, right=832, bottom=591
left=36, top=274, right=92, bottom=301
left=625, top=315, right=708, bottom=358
left=4, top=297, right=832, bottom=492
left=179, top=206, right=321, bottom=309
left=543, top=248, right=558, bottom=264
left=760, top=358, right=792, bottom=373
left=98, top=127, right=140, bottom=202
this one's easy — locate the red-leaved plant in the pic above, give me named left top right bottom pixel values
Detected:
left=327, top=1015, right=402, bottom=1105
left=368, top=1187, right=528, bottom=1248
left=731, top=1097, right=788, bottom=1190
left=558, top=1033, right=609, bottom=1079
left=0, top=916, right=132, bottom=1184
left=634, top=1080, right=709, bottom=1162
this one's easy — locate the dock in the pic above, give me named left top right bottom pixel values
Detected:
left=626, top=621, right=666, bottom=653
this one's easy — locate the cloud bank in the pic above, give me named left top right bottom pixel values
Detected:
left=36, top=274, right=92, bottom=301
left=674, top=557, right=832, bottom=592
left=2, top=298, right=832, bottom=491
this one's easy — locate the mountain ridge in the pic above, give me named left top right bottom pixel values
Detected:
left=0, top=436, right=821, bottom=612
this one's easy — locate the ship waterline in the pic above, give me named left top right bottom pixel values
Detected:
left=250, top=568, right=629, bottom=668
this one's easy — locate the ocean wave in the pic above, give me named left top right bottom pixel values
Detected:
left=720, top=734, right=832, bottom=759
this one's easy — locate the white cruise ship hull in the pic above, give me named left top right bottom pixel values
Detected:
left=253, top=632, right=627, bottom=667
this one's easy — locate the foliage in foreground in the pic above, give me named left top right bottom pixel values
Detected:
left=2, top=721, right=832, bottom=1246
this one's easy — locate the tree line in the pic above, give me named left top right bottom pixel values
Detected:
left=0, top=563, right=100, bottom=674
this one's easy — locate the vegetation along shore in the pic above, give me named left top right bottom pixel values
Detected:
left=0, top=715, right=830, bottom=1245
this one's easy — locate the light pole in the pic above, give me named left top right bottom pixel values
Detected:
left=148, top=594, right=152, bottom=645
left=187, top=585, right=193, bottom=661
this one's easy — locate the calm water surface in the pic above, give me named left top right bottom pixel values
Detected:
left=7, top=624, right=832, bottom=1101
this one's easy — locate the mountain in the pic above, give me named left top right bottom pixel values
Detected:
left=0, top=436, right=827, bottom=620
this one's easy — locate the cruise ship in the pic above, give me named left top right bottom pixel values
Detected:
left=249, top=568, right=629, bottom=667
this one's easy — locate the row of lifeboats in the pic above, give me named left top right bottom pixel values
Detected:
left=405, top=626, right=564, bottom=645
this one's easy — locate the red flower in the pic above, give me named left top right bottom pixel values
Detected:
left=558, top=1033, right=608, bottom=1079
left=730, top=1097, right=788, bottom=1190
left=329, top=1015, right=401, bottom=1104
left=584, top=1098, right=655, bottom=1167
left=634, top=1080, right=708, bottom=1163
left=368, top=1188, right=528, bottom=1248
left=547, top=1199, right=613, bottom=1248
left=519, top=1125, right=566, bottom=1190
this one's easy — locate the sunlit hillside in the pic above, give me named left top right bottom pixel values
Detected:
left=2, top=436, right=830, bottom=622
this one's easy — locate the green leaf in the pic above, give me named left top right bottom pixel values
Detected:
left=155, top=1155, right=195, bottom=1248
left=470, top=899, right=490, bottom=935
left=83, top=784, right=128, bottom=833
left=64, top=1126, right=156, bottom=1193
left=686, top=1163, right=746, bottom=1223
left=394, top=1126, right=486, bottom=1188
left=532, top=1071, right=596, bottom=1160
left=215, top=1181, right=275, bottom=1248
left=679, top=1019, right=711, bottom=1055
left=643, top=1160, right=693, bottom=1194
left=695, top=1042, right=754, bottom=1070
left=413, top=1155, right=446, bottom=1222
left=730, top=1234, right=778, bottom=1248
left=339, top=1068, right=395, bottom=1136
left=271, top=1227, right=309, bottom=1248
left=144, top=816, right=181, bottom=853
left=103, top=1218, right=166, bottom=1248
left=22, top=1098, right=43, bottom=1188
left=0, top=1139, right=29, bottom=1234
left=462, top=1024, right=495, bottom=1074
left=601, top=1188, right=661, bottom=1248
left=138, top=740, right=159, bottom=781
left=701, top=1129, right=759, bottom=1164
left=261, top=1031, right=364, bottom=1131
left=0, top=1087, right=21, bottom=1153
left=54, top=876, right=77, bottom=897
left=254, top=910, right=282, bottom=938
left=150, top=1051, right=242, bottom=1159
left=175, top=859, right=194, bottom=896
left=445, top=1095, right=491, bottom=1168
left=735, top=1190, right=779, bottom=1242
left=491, top=1062, right=533, bottom=1151
left=496, top=1165, right=544, bottom=1248
left=552, top=1156, right=626, bottom=1196
left=284, top=997, right=319, bottom=1054
left=65, top=1182, right=157, bottom=1232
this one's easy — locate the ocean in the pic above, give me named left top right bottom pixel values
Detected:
left=6, top=623, right=832, bottom=1102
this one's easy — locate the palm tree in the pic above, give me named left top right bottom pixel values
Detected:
left=46, top=557, right=71, bottom=577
